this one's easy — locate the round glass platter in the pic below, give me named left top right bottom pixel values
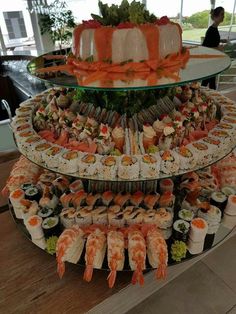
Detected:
left=27, top=46, right=231, bottom=91
left=8, top=202, right=236, bottom=271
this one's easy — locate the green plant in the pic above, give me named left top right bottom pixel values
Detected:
left=39, top=0, right=75, bottom=49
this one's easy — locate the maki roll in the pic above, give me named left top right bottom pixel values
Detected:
left=143, top=209, right=158, bottom=224
left=75, top=206, right=93, bottom=226
left=99, top=156, right=118, bottom=179
left=92, top=206, right=108, bottom=225
left=69, top=179, right=84, bottom=193
left=140, top=154, right=160, bottom=179
left=38, top=207, right=54, bottom=219
left=187, top=142, right=211, bottom=165
left=52, top=176, right=70, bottom=196
left=79, top=154, right=99, bottom=177
left=86, top=192, right=101, bottom=207
left=156, top=208, right=173, bottom=229
left=177, top=146, right=196, bottom=170
left=25, top=186, right=41, bottom=202
left=130, top=191, right=144, bottom=207
left=159, top=179, right=174, bottom=194
left=9, top=188, right=25, bottom=219
left=160, top=150, right=180, bottom=174
left=221, top=186, right=236, bottom=197
left=32, top=143, right=52, bottom=163
left=210, top=191, right=227, bottom=214
left=60, top=207, right=76, bottom=228
left=59, top=150, right=79, bottom=173
left=118, top=155, right=140, bottom=180
left=113, top=192, right=130, bottom=208
left=44, top=146, right=64, bottom=168
left=21, top=183, right=35, bottom=192
left=123, top=207, right=144, bottom=225
left=25, top=215, right=44, bottom=240
left=224, top=195, right=236, bottom=216
left=173, top=220, right=190, bottom=242
left=42, top=216, right=61, bottom=237
left=108, top=206, right=125, bottom=228
left=102, top=191, right=114, bottom=206
left=188, top=218, right=208, bottom=242
left=178, top=209, right=194, bottom=222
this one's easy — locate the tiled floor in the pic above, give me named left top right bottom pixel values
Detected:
left=128, top=234, right=236, bottom=314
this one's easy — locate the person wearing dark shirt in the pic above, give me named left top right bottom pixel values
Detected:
left=202, top=6, right=225, bottom=90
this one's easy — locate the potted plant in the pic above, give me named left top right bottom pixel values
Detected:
left=39, top=0, right=75, bottom=50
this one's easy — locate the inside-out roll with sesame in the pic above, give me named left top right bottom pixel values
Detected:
left=118, top=155, right=140, bottom=180
left=59, top=150, right=79, bottom=173
left=99, top=156, right=118, bottom=179
left=79, top=154, right=100, bottom=177
left=140, top=154, right=160, bottom=178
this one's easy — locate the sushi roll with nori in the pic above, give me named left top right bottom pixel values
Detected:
left=210, top=191, right=227, bottom=214
left=173, top=219, right=190, bottom=242
left=42, top=216, right=61, bottom=237
left=221, top=186, right=236, bottom=197
left=178, top=209, right=194, bottom=222
left=38, top=207, right=54, bottom=219
left=25, top=186, right=41, bottom=202
left=21, top=183, right=34, bottom=192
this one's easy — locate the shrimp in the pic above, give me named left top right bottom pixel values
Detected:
left=142, top=224, right=168, bottom=280
left=107, top=230, right=125, bottom=288
left=128, top=228, right=146, bottom=286
left=56, top=226, right=85, bottom=279
left=83, top=228, right=106, bottom=282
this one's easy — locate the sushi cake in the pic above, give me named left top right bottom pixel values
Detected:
left=59, top=150, right=79, bottom=173
left=140, top=154, right=160, bottom=178
left=160, top=150, right=180, bottom=174
left=78, top=154, right=100, bottom=177
left=177, top=146, right=196, bottom=170
left=99, top=156, right=118, bottom=179
left=118, top=155, right=140, bottom=180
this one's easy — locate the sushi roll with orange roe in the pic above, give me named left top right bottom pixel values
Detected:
left=9, top=188, right=25, bottom=219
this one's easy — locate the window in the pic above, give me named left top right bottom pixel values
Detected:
left=3, top=11, right=27, bottom=40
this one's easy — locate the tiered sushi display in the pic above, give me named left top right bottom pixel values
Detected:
left=3, top=152, right=236, bottom=287
left=11, top=83, right=236, bottom=180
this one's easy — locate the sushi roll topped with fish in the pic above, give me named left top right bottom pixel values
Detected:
left=118, top=155, right=139, bottom=180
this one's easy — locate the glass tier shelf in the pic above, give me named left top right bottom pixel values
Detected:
left=27, top=47, right=231, bottom=91
left=14, top=135, right=236, bottom=182
left=9, top=203, right=236, bottom=270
